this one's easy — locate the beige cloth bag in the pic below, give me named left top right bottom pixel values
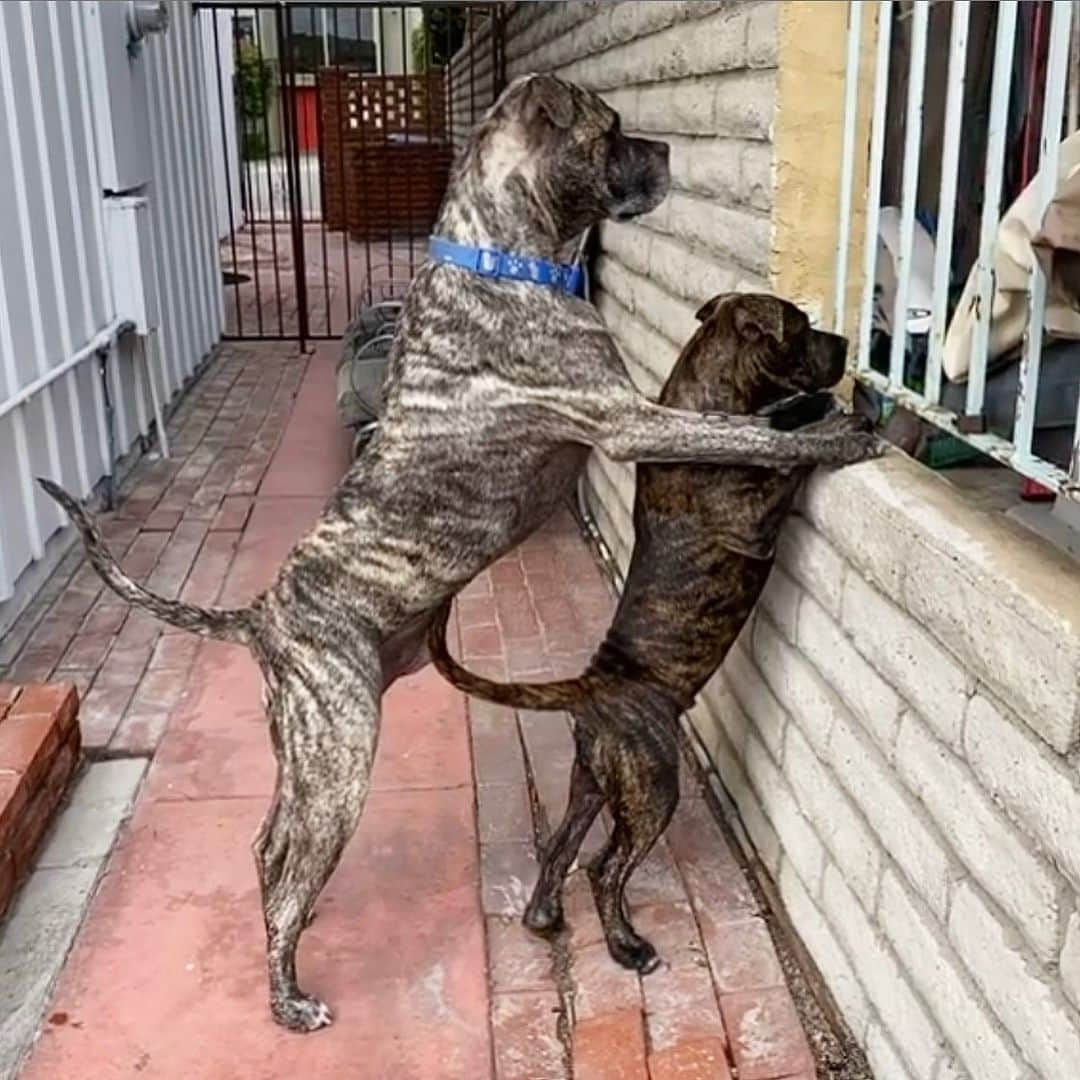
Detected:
left=942, top=130, right=1080, bottom=382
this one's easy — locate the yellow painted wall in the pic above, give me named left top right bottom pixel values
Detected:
left=770, top=0, right=877, bottom=343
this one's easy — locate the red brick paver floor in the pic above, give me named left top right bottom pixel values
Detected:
left=4, top=342, right=813, bottom=1078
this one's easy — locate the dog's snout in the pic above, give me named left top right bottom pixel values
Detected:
left=607, top=135, right=671, bottom=221
left=651, top=140, right=672, bottom=190
left=808, top=329, right=849, bottom=387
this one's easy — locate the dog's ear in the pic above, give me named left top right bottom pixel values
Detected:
left=733, top=295, right=784, bottom=344
left=522, top=74, right=575, bottom=130
left=695, top=295, right=730, bottom=322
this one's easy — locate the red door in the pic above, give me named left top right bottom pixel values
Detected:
left=293, top=87, right=319, bottom=153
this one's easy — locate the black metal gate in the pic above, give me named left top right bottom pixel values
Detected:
left=194, top=2, right=507, bottom=345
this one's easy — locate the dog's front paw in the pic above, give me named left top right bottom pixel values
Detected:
left=271, top=992, right=334, bottom=1033
left=838, top=431, right=885, bottom=464
left=809, top=411, right=873, bottom=436
left=760, top=391, right=837, bottom=431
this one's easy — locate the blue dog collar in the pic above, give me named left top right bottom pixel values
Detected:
left=428, top=235, right=585, bottom=298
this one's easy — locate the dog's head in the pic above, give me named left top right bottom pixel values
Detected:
left=692, top=294, right=848, bottom=408
left=443, top=74, right=670, bottom=251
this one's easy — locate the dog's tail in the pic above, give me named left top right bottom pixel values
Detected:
left=40, top=478, right=254, bottom=645
left=427, top=600, right=588, bottom=710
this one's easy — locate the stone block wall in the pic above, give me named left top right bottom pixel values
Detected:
left=501, top=2, right=1080, bottom=1079
left=497, top=0, right=777, bottom=573
left=686, top=453, right=1080, bottom=1080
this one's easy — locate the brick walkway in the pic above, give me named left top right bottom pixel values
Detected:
left=2, top=341, right=815, bottom=1079
left=223, top=225, right=421, bottom=339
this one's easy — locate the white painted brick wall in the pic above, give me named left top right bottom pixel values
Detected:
left=758, top=565, right=802, bottom=640
left=744, top=723, right=825, bottom=894
left=796, top=592, right=903, bottom=754
left=823, top=865, right=943, bottom=1080
left=878, top=870, right=1029, bottom=1080
left=800, top=455, right=1080, bottom=753
left=865, top=1023, right=917, bottom=1080
left=964, top=692, right=1080, bottom=892
left=896, top=712, right=1066, bottom=962
left=505, top=5, right=1080, bottom=1078
left=840, top=573, right=970, bottom=750
left=723, top=638, right=789, bottom=761
left=714, top=464, right=1080, bottom=1079
left=785, top=725, right=881, bottom=908
left=776, top=515, right=847, bottom=617
left=752, top=613, right=843, bottom=756
left=949, top=883, right=1080, bottom=1080
left=828, top=706, right=956, bottom=922
left=778, top=859, right=872, bottom=1043
left=1062, top=913, right=1080, bottom=1012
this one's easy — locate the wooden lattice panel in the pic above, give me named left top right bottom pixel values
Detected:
left=319, top=70, right=450, bottom=232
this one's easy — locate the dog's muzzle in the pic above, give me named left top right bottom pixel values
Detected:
left=807, top=329, right=849, bottom=388
left=608, top=137, right=671, bottom=221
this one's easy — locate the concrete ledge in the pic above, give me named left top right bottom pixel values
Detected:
left=801, top=451, right=1080, bottom=753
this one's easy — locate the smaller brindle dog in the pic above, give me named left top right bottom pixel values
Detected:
left=428, top=293, right=869, bottom=973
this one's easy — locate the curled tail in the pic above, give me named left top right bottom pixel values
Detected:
left=427, top=599, right=589, bottom=711
left=40, top=478, right=254, bottom=645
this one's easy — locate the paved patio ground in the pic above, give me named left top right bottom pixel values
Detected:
left=1, top=341, right=815, bottom=1079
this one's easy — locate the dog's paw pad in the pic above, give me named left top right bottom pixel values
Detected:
left=272, top=994, right=334, bottom=1032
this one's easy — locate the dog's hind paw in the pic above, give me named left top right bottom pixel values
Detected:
left=607, top=934, right=661, bottom=974
left=523, top=894, right=565, bottom=935
left=271, top=993, right=334, bottom=1033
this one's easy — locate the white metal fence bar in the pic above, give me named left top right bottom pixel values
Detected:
left=925, top=0, right=970, bottom=407
left=857, top=0, right=894, bottom=372
left=1014, top=1, right=1073, bottom=461
left=72, top=2, right=116, bottom=477
left=144, top=38, right=187, bottom=394
left=1072, top=1, right=1080, bottom=134
left=160, top=30, right=201, bottom=385
left=888, top=0, right=929, bottom=386
left=0, top=241, right=43, bottom=577
left=842, top=0, right=1080, bottom=500
left=172, top=13, right=214, bottom=358
left=1073, top=380, right=1080, bottom=482
left=184, top=8, right=226, bottom=340
left=21, top=1, right=94, bottom=499
left=46, top=0, right=110, bottom=491
left=965, top=0, right=1019, bottom=419
left=0, top=6, right=66, bottom=534
left=833, top=0, right=863, bottom=335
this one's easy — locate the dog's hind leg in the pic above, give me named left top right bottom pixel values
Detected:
left=587, top=727, right=680, bottom=974
left=254, top=660, right=380, bottom=1032
left=524, top=753, right=605, bottom=934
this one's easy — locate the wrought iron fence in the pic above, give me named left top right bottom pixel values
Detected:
left=196, top=1, right=506, bottom=345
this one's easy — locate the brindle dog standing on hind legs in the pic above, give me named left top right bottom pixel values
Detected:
left=42, top=75, right=878, bottom=1031
left=428, top=293, right=869, bottom=974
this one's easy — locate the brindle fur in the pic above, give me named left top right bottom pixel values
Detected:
left=428, top=294, right=866, bottom=973
left=41, top=75, right=878, bottom=1032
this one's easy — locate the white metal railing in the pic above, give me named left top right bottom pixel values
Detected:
left=836, top=0, right=1080, bottom=499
